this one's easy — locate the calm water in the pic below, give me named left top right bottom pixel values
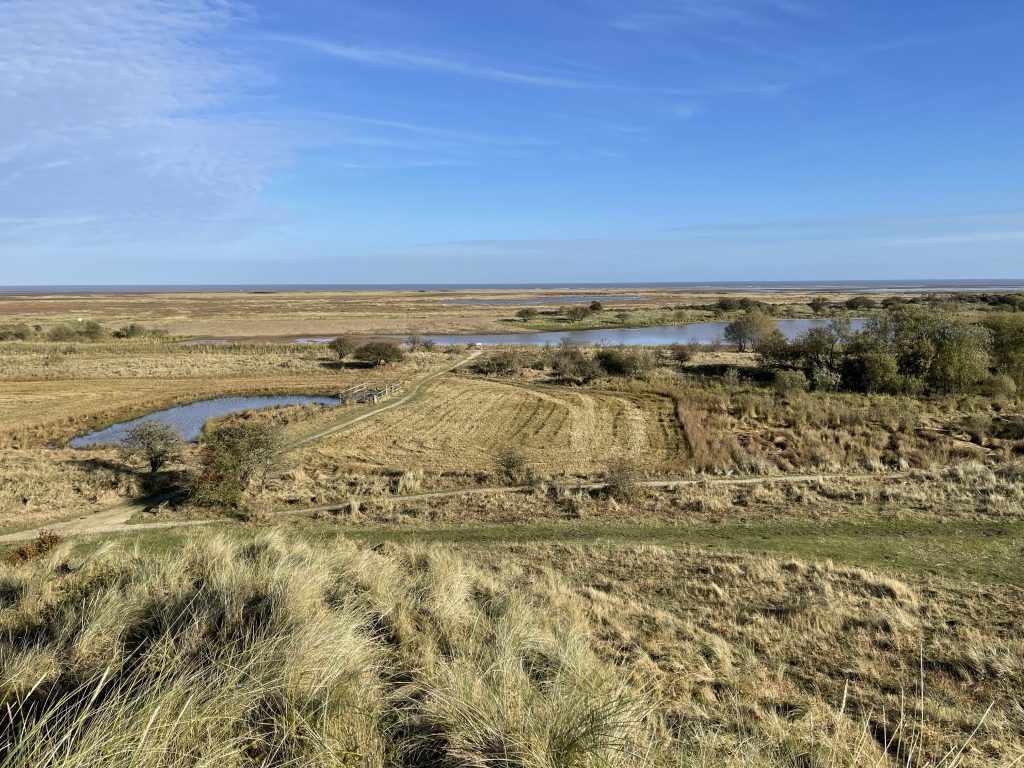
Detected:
left=417, top=318, right=867, bottom=347
left=443, top=295, right=643, bottom=305
left=69, top=395, right=341, bottom=447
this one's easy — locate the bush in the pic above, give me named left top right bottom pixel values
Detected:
left=515, top=308, right=538, bottom=322
left=112, top=323, right=148, bottom=339
left=354, top=342, right=406, bottom=365
left=0, top=323, right=35, bottom=341
left=723, top=310, right=776, bottom=351
left=667, top=343, right=692, bottom=365
left=328, top=336, right=357, bottom=360
left=194, top=422, right=283, bottom=507
left=478, top=349, right=522, bottom=376
left=858, top=352, right=902, bottom=393
left=808, top=297, right=829, bottom=315
left=810, top=366, right=842, bottom=392
left=981, top=373, right=1018, bottom=399
left=122, top=421, right=184, bottom=473
left=5, top=529, right=64, bottom=566
left=772, top=370, right=808, bottom=397
left=46, top=321, right=107, bottom=342
left=495, top=448, right=531, bottom=482
left=589, top=300, right=603, bottom=312
left=595, top=347, right=653, bottom=377
left=566, top=306, right=593, bottom=322
left=845, top=295, right=878, bottom=310
left=984, top=313, right=1024, bottom=385
left=552, top=348, right=602, bottom=383
left=605, top=458, right=639, bottom=501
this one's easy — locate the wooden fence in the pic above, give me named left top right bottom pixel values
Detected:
left=337, top=382, right=402, bottom=405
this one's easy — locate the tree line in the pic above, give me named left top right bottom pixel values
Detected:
left=727, top=306, right=1023, bottom=395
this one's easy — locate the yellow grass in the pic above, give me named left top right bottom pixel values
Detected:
left=301, top=374, right=683, bottom=476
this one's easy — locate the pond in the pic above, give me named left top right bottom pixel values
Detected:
left=69, top=394, right=342, bottom=447
left=443, top=295, right=644, bottom=305
left=416, top=318, right=867, bottom=347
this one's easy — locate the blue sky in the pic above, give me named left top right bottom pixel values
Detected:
left=1, top=0, right=1022, bottom=284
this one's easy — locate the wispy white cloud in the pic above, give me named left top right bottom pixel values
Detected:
left=885, top=231, right=1024, bottom=247
left=0, top=0, right=292, bottom=250
left=269, top=35, right=601, bottom=89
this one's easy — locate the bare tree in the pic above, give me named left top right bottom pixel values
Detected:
left=122, top=421, right=184, bottom=473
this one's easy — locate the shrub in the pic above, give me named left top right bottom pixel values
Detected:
left=515, top=308, right=538, bottom=322
left=552, top=348, right=602, bottom=383
left=0, top=323, right=35, bottom=341
left=723, top=310, right=776, bottom=351
left=121, top=421, right=184, bottom=473
left=858, top=352, right=902, bottom=393
left=981, top=373, right=1018, bottom=399
left=605, top=458, right=639, bottom=501
left=354, top=342, right=406, bottom=365
left=589, top=300, right=603, bottom=312
left=112, top=323, right=148, bottom=339
left=194, top=422, right=283, bottom=507
left=845, top=295, right=878, bottom=310
left=984, top=313, right=1024, bottom=385
left=478, top=349, right=522, bottom=376
left=668, top=343, right=692, bottom=365
left=566, top=306, right=593, bottom=322
left=495, top=448, right=530, bottom=482
left=811, top=366, right=842, bottom=392
left=773, top=370, right=808, bottom=397
left=596, top=347, right=653, bottom=377
left=5, top=529, right=64, bottom=566
left=808, top=296, right=829, bottom=315
left=328, top=336, right=357, bottom=360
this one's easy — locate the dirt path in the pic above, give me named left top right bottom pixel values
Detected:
left=286, top=350, right=482, bottom=450
left=0, top=470, right=905, bottom=543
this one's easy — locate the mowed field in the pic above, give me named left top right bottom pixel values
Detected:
left=302, top=374, right=683, bottom=475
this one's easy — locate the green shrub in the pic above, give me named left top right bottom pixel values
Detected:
left=354, top=342, right=406, bottom=365
left=772, top=370, right=808, bottom=397
left=596, top=347, right=653, bottom=377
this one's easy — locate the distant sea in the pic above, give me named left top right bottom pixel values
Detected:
left=1, top=280, right=1023, bottom=295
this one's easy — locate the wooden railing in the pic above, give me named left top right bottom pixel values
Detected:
left=337, top=382, right=402, bottom=404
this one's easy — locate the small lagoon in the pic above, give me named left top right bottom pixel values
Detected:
left=70, top=395, right=342, bottom=447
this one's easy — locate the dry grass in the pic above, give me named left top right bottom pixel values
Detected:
left=0, top=287, right=881, bottom=338
left=488, top=542, right=1024, bottom=766
left=301, top=374, right=683, bottom=476
left=0, top=533, right=658, bottom=767
left=0, top=531, right=1018, bottom=766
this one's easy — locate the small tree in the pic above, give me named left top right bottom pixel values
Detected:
left=723, top=310, right=777, bottom=351
left=406, top=329, right=425, bottom=349
left=328, top=336, right=357, bottom=360
left=515, top=308, right=539, bottom=322
left=122, top=421, right=183, bottom=473
left=808, top=297, right=830, bottom=315
left=496, top=448, right=530, bottom=483
left=354, top=342, right=405, bottom=365
left=668, top=343, right=692, bottom=365
left=605, top=458, right=638, bottom=501
left=194, top=422, right=283, bottom=506
left=566, top=306, right=593, bottom=323
left=589, top=300, right=603, bottom=312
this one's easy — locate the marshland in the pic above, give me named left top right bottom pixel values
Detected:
left=0, top=286, right=1022, bottom=766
